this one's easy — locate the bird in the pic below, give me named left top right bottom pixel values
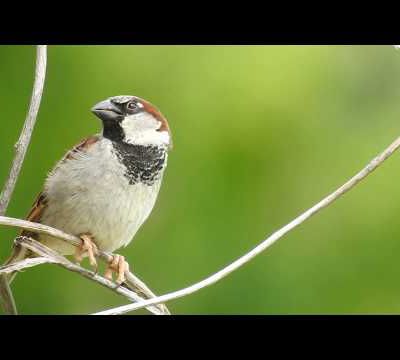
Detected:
left=1, top=95, right=172, bottom=293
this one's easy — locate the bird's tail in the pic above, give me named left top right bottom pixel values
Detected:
left=0, top=244, right=28, bottom=315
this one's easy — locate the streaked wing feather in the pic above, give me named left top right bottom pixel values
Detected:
left=21, top=135, right=100, bottom=237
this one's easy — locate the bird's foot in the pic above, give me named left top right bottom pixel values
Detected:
left=74, top=233, right=99, bottom=272
left=104, top=254, right=130, bottom=285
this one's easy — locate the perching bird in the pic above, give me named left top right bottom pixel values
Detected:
left=1, top=95, right=172, bottom=308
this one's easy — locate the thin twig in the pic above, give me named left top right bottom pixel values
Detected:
left=0, top=257, right=56, bottom=274
left=92, top=136, right=400, bottom=315
left=0, top=45, right=47, bottom=315
left=0, top=46, right=47, bottom=215
left=0, top=216, right=170, bottom=315
left=13, top=236, right=167, bottom=315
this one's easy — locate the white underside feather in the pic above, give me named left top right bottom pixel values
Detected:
left=38, top=137, right=166, bottom=255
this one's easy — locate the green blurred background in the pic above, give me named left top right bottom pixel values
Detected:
left=1, top=45, right=400, bottom=314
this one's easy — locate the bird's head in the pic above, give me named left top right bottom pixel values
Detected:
left=91, top=95, right=172, bottom=149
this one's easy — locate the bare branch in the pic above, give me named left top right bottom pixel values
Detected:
left=0, top=46, right=47, bottom=215
left=14, top=236, right=167, bottom=315
left=0, top=45, right=47, bottom=315
left=93, top=136, right=400, bottom=315
left=0, top=216, right=170, bottom=315
left=0, top=257, right=56, bottom=274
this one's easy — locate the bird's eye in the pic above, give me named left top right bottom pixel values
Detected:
left=127, top=101, right=138, bottom=111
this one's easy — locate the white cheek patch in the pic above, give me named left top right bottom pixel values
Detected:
left=121, top=113, right=170, bottom=147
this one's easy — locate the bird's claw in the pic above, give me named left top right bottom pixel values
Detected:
left=104, top=254, right=130, bottom=285
left=74, top=233, right=99, bottom=273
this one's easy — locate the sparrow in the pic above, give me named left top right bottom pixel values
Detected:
left=3, top=95, right=172, bottom=287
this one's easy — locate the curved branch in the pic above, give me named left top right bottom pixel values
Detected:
left=12, top=236, right=167, bottom=315
left=0, top=45, right=47, bottom=215
left=0, top=256, right=56, bottom=274
left=0, top=45, right=47, bottom=315
left=92, top=136, right=400, bottom=315
left=0, top=216, right=170, bottom=315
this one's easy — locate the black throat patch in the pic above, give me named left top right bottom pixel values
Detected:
left=102, top=120, right=124, bottom=143
left=112, top=142, right=167, bottom=186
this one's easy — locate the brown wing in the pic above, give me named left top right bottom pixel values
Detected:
left=63, top=135, right=99, bottom=162
left=21, top=192, right=48, bottom=238
left=21, top=135, right=100, bottom=237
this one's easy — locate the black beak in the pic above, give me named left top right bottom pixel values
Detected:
left=91, top=99, right=123, bottom=122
